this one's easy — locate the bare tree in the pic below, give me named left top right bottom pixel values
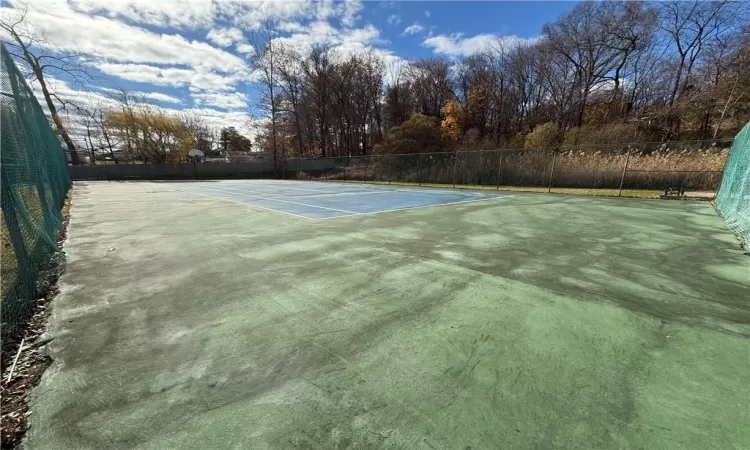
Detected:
left=543, top=1, right=621, bottom=127
left=598, top=1, right=658, bottom=105
left=277, top=46, right=307, bottom=157
left=302, top=45, right=334, bottom=157
left=1, top=6, right=88, bottom=164
left=250, top=18, right=283, bottom=174
left=409, top=58, right=451, bottom=117
left=659, top=1, right=736, bottom=107
left=75, top=110, right=97, bottom=164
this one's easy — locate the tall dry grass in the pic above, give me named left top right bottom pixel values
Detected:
left=319, top=145, right=731, bottom=191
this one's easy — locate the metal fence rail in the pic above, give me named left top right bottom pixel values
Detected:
left=281, top=141, right=731, bottom=195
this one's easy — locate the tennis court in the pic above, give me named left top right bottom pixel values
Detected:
left=27, top=180, right=749, bottom=449
left=181, top=180, right=509, bottom=219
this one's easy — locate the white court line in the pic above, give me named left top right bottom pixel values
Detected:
left=181, top=189, right=317, bottom=220
left=198, top=186, right=360, bottom=214
left=212, top=181, right=500, bottom=198
left=311, top=180, right=500, bottom=196
left=214, top=179, right=498, bottom=198
left=182, top=184, right=509, bottom=221
left=216, top=183, right=343, bottom=194
left=315, top=195, right=510, bottom=220
left=213, top=185, right=396, bottom=198
left=292, top=190, right=400, bottom=198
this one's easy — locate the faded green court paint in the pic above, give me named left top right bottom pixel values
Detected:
left=27, top=182, right=749, bottom=449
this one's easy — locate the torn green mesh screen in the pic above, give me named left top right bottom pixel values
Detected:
left=715, top=122, right=750, bottom=250
left=1, top=43, right=71, bottom=350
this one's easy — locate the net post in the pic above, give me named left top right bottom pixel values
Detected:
left=478, top=151, right=483, bottom=187
left=496, top=153, right=503, bottom=190
left=547, top=149, right=557, bottom=193
left=452, top=150, right=458, bottom=188
left=387, top=155, right=392, bottom=185
left=618, top=148, right=632, bottom=197
left=417, top=152, right=423, bottom=186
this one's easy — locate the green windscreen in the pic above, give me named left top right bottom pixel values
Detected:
left=715, top=122, right=750, bottom=250
left=1, top=43, right=72, bottom=349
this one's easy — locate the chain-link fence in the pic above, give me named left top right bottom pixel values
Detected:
left=283, top=140, right=732, bottom=195
left=715, top=123, right=750, bottom=249
left=1, top=44, right=71, bottom=353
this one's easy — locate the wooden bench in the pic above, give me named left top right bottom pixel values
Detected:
left=663, top=186, right=685, bottom=197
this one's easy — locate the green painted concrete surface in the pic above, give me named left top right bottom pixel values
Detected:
left=27, top=181, right=749, bottom=449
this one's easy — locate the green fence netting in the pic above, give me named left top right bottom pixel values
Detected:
left=1, top=44, right=71, bottom=352
left=715, top=122, right=750, bottom=250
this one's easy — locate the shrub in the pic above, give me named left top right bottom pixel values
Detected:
left=524, top=122, right=561, bottom=149
left=563, top=123, right=643, bottom=147
left=374, top=114, right=445, bottom=154
left=507, top=132, right=527, bottom=149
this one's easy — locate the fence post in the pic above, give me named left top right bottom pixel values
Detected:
left=417, top=152, right=423, bottom=186
left=452, top=150, right=458, bottom=188
left=363, top=156, right=369, bottom=184
left=617, top=149, right=632, bottom=197
left=387, top=156, right=392, bottom=185
left=496, top=154, right=503, bottom=190
left=547, top=149, right=557, bottom=193
left=344, top=156, right=348, bottom=181
left=478, top=151, right=483, bottom=187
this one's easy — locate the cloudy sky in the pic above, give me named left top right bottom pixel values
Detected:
left=1, top=0, right=576, bottom=138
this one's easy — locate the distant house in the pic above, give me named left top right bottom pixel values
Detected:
left=224, top=150, right=268, bottom=163
left=96, top=151, right=133, bottom=163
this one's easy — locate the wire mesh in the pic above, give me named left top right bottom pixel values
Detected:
left=715, top=122, right=750, bottom=249
left=1, top=44, right=71, bottom=351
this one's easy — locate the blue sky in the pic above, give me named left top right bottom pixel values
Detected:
left=1, top=0, right=579, bottom=137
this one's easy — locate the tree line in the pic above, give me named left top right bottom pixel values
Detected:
left=73, top=91, right=252, bottom=163
left=253, top=0, right=748, bottom=161
left=2, top=1, right=749, bottom=166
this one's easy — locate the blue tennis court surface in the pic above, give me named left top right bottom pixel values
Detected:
left=179, top=180, right=508, bottom=219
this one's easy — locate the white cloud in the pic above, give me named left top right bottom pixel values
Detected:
left=96, top=63, right=243, bottom=91
left=191, top=90, right=247, bottom=109
left=32, top=76, right=118, bottom=111
left=1, top=1, right=246, bottom=73
left=422, top=33, right=538, bottom=57
left=273, top=21, right=382, bottom=57
left=424, top=10, right=431, bottom=18
left=387, top=14, right=401, bottom=25
left=337, top=0, right=362, bottom=27
left=235, top=43, right=255, bottom=55
left=133, top=91, right=183, bottom=104
left=227, top=0, right=361, bottom=30
left=278, top=21, right=305, bottom=33
left=206, top=27, right=244, bottom=48
left=402, top=23, right=424, bottom=36
left=61, top=0, right=360, bottom=31
left=66, top=0, right=216, bottom=29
